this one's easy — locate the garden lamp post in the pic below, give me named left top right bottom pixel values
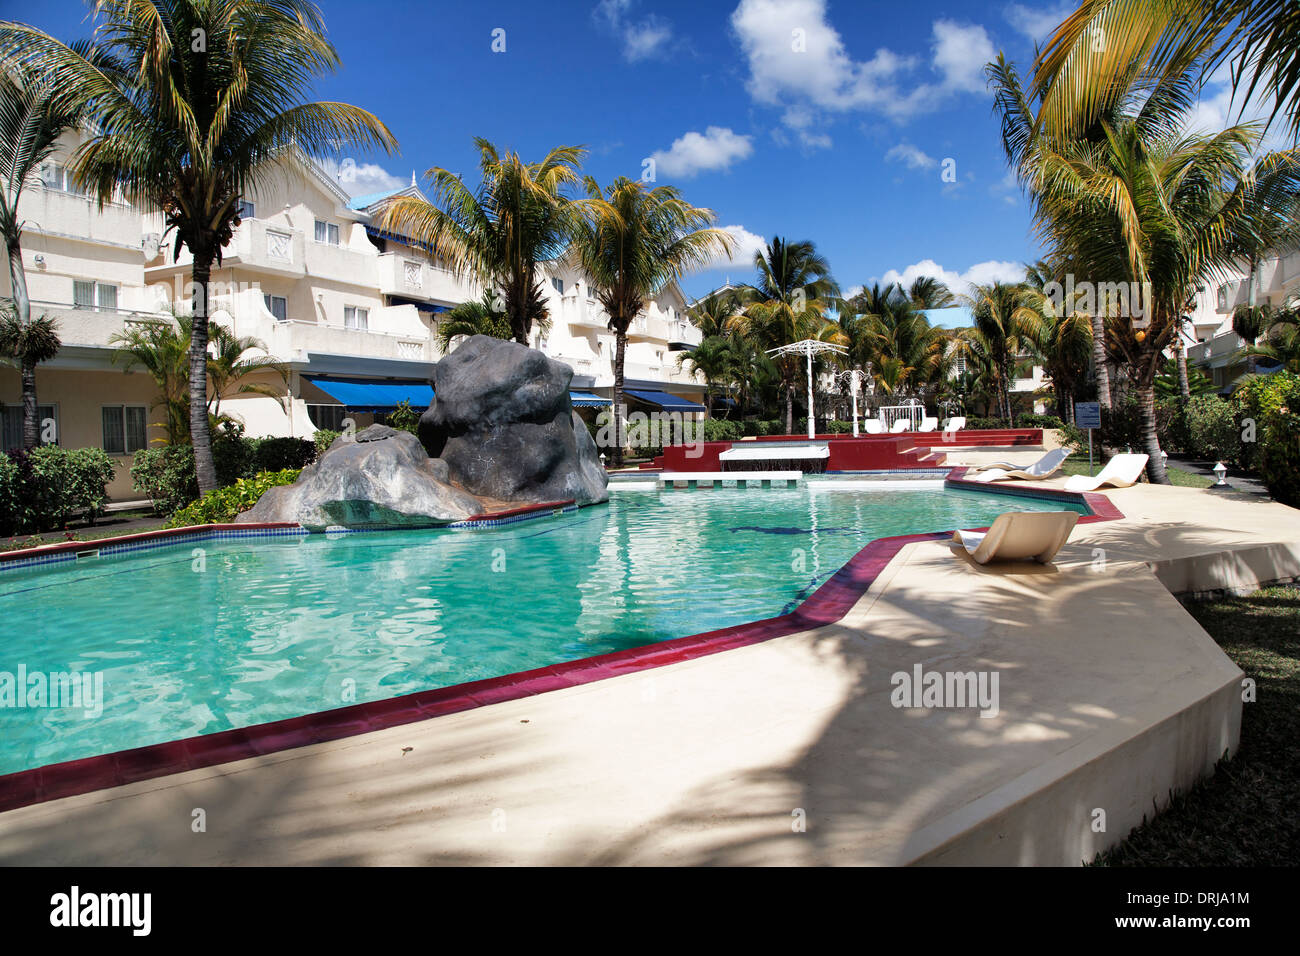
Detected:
left=768, top=339, right=848, bottom=439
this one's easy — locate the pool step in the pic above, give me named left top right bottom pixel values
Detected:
left=654, top=471, right=803, bottom=489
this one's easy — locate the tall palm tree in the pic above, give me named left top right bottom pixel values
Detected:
left=676, top=335, right=736, bottom=418
left=991, top=49, right=1300, bottom=482
left=1020, top=274, right=1095, bottom=422
left=379, top=139, right=585, bottom=349
left=841, top=282, right=949, bottom=399
left=908, top=275, right=956, bottom=309
left=685, top=287, right=742, bottom=339
left=572, top=176, right=734, bottom=466
left=730, top=237, right=842, bottom=433
left=2, top=1, right=398, bottom=493
left=958, top=282, right=1041, bottom=421
left=0, top=50, right=95, bottom=449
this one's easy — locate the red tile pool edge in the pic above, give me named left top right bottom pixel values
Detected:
left=0, top=474, right=1122, bottom=814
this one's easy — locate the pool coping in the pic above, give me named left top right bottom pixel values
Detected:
left=0, top=471, right=1120, bottom=813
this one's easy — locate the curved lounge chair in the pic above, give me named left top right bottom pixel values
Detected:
left=890, top=418, right=911, bottom=433
left=1063, top=453, right=1149, bottom=492
left=952, top=511, right=1079, bottom=565
left=943, top=416, right=966, bottom=433
left=918, top=416, right=939, bottom=432
left=863, top=419, right=885, bottom=434
left=965, top=448, right=1068, bottom=482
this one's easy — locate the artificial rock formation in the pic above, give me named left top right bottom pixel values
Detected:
left=418, top=335, right=609, bottom=506
left=237, top=425, right=485, bottom=530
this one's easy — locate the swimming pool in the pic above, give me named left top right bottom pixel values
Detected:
left=0, top=484, right=1088, bottom=776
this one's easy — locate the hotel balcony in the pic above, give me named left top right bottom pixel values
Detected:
left=376, top=252, right=477, bottom=306
left=560, top=296, right=609, bottom=331
left=1187, top=330, right=1246, bottom=368
left=20, top=187, right=142, bottom=250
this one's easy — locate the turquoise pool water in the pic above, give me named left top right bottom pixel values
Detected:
left=0, top=485, right=1086, bottom=775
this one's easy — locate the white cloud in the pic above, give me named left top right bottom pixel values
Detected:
left=701, top=224, right=767, bottom=271
left=877, top=258, right=1026, bottom=297
left=650, top=126, right=754, bottom=178
left=885, top=141, right=936, bottom=170
left=730, top=0, right=994, bottom=127
left=1003, top=2, right=1074, bottom=43
left=595, top=0, right=674, bottom=62
left=316, top=158, right=408, bottom=198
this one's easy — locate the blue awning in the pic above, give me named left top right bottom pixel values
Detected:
left=623, top=388, right=706, bottom=412
left=570, top=390, right=610, bottom=407
left=304, top=375, right=434, bottom=413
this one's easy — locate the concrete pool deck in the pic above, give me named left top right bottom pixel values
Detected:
left=0, top=482, right=1296, bottom=865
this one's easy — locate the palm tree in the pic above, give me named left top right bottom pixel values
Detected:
left=908, top=275, right=956, bottom=309
left=205, top=323, right=287, bottom=420
left=1237, top=301, right=1300, bottom=372
left=1022, top=260, right=1095, bottom=420
left=0, top=50, right=95, bottom=449
left=729, top=237, right=842, bottom=433
left=572, top=176, right=734, bottom=466
left=958, top=282, right=1041, bottom=421
left=676, top=335, right=736, bottom=418
left=990, top=49, right=1300, bottom=483
left=435, top=292, right=515, bottom=353
left=2, top=1, right=397, bottom=493
left=841, top=283, right=949, bottom=398
left=685, top=287, right=742, bottom=339
left=1033, top=0, right=1300, bottom=142
left=378, top=139, right=585, bottom=349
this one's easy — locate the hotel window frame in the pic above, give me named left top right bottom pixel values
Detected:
left=314, top=219, right=340, bottom=246
left=236, top=199, right=256, bottom=220
left=263, top=294, right=288, bottom=322
left=101, top=404, right=148, bottom=456
left=343, top=305, right=369, bottom=331
left=73, top=280, right=118, bottom=312
left=1, top=403, right=59, bottom=453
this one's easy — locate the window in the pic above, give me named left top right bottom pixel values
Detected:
left=586, top=281, right=597, bottom=300
left=236, top=199, right=255, bottom=220
left=314, top=220, right=340, bottom=245
left=551, top=277, right=564, bottom=294
left=344, top=306, right=369, bottom=330
left=73, top=280, right=118, bottom=311
left=101, top=405, right=147, bottom=455
left=308, top=404, right=347, bottom=430
left=263, top=294, right=288, bottom=322
left=1, top=404, right=58, bottom=453
left=40, top=163, right=84, bottom=195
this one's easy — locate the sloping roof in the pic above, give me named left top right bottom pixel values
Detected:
left=347, top=183, right=426, bottom=212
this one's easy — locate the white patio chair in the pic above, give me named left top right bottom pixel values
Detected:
left=952, top=511, right=1079, bottom=565
left=1063, top=454, right=1149, bottom=492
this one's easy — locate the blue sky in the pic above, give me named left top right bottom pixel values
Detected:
left=2, top=0, right=1247, bottom=301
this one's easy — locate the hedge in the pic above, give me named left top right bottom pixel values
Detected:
left=0, top=447, right=116, bottom=534
left=1015, top=413, right=1064, bottom=429
left=132, top=435, right=318, bottom=516
left=167, top=468, right=302, bottom=527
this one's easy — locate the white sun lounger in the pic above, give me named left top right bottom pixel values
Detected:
left=890, top=418, right=910, bottom=433
left=918, top=416, right=939, bottom=432
left=863, top=419, right=885, bottom=434
left=1063, top=453, right=1149, bottom=492
left=952, top=511, right=1079, bottom=565
left=965, top=448, right=1068, bottom=482
left=943, top=416, right=966, bottom=432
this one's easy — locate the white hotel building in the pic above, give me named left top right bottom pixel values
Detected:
left=0, top=136, right=706, bottom=499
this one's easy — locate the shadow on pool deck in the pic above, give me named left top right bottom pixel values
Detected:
left=0, top=485, right=1293, bottom=865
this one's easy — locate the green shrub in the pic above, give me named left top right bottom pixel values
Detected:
left=700, top=418, right=744, bottom=442
left=0, top=447, right=116, bottom=532
left=965, top=417, right=1011, bottom=430
left=1016, top=413, right=1064, bottom=429
left=1155, top=399, right=1191, bottom=455
left=382, top=400, right=422, bottom=435
left=250, top=436, right=316, bottom=472
left=312, top=429, right=342, bottom=456
left=167, top=468, right=302, bottom=527
left=1232, top=371, right=1300, bottom=471
left=131, top=445, right=199, bottom=515
left=1184, top=394, right=1241, bottom=463
left=1257, top=379, right=1300, bottom=507
left=0, top=453, right=18, bottom=535
left=212, top=432, right=253, bottom=486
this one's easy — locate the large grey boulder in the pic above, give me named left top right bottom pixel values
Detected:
left=419, top=335, right=609, bottom=505
left=237, top=425, right=485, bottom=531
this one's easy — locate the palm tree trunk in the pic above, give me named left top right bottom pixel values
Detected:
left=1090, top=314, right=1111, bottom=409
left=612, top=326, right=627, bottom=468
left=784, top=382, right=794, bottom=435
left=1137, top=341, right=1169, bottom=484
left=7, top=237, right=38, bottom=450
left=1175, top=327, right=1190, bottom=402
left=191, top=254, right=218, bottom=494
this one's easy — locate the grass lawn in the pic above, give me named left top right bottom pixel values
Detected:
left=1061, top=454, right=1211, bottom=488
left=1092, top=584, right=1300, bottom=865
left=0, top=511, right=168, bottom=554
